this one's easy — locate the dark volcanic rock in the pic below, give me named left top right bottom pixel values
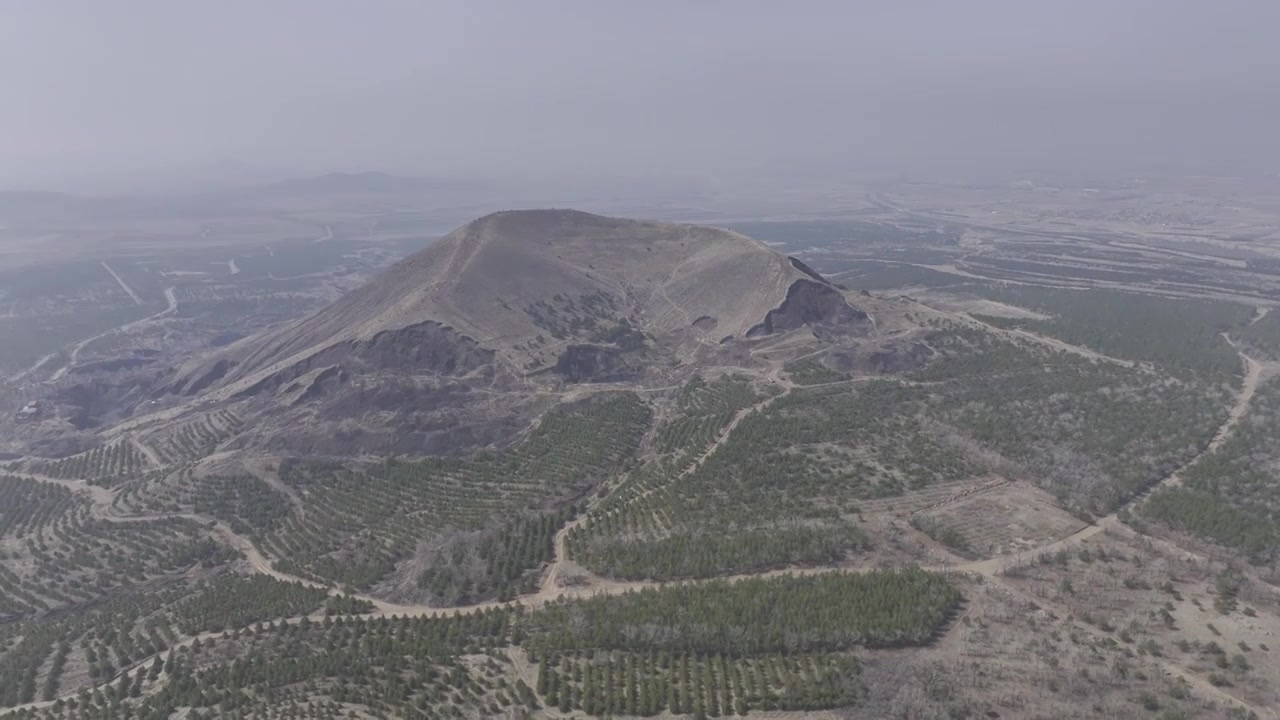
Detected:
left=56, top=380, right=150, bottom=430
left=235, top=321, right=493, bottom=399
left=324, top=379, right=476, bottom=416
left=829, top=341, right=934, bottom=375
left=258, top=381, right=525, bottom=456
left=553, top=344, right=639, bottom=383
left=867, top=342, right=934, bottom=373
left=295, top=366, right=349, bottom=403
left=167, top=359, right=237, bottom=396
left=746, top=279, right=871, bottom=339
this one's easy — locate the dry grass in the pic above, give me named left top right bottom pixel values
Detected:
left=920, top=482, right=1087, bottom=559
left=999, top=528, right=1280, bottom=713
left=852, top=574, right=1241, bottom=719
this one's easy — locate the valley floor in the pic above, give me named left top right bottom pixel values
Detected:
left=4, top=340, right=1277, bottom=718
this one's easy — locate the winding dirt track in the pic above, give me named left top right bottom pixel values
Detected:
left=4, top=345, right=1274, bottom=717
left=130, top=437, right=163, bottom=469
left=8, top=283, right=176, bottom=384
left=958, top=311, right=1143, bottom=368
left=966, top=347, right=1267, bottom=576
left=47, top=285, right=178, bottom=383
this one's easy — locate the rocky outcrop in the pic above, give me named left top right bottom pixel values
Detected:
left=167, top=359, right=237, bottom=397
left=746, top=280, right=871, bottom=339
left=867, top=342, right=934, bottom=373
left=788, top=257, right=829, bottom=284
left=552, top=344, right=640, bottom=383
left=231, top=321, right=493, bottom=399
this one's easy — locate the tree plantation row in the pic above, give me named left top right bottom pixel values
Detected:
left=0, top=568, right=961, bottom=717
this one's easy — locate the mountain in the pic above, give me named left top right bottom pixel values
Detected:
left=166, top=209, right=872, bottom=453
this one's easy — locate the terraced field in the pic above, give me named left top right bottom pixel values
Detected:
left=262, top=394, right=651, bottom=592
left=138, top=410, right=243, bottom=465
left=0, top=476, right=232, bottom=622
left=29, top=441, right=150, bottom=486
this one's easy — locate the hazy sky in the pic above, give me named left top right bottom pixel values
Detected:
left=3, top=1, right=1279, bottom=190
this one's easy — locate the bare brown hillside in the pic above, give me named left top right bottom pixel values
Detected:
left=160, top=209, right=873, bottom=454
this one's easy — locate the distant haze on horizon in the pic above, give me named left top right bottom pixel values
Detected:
left=3, top=0, right=1279, bottom=192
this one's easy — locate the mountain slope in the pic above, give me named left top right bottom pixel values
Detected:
left=165, top=209, right=871, bottom=453
left=186, top=210, right=866, bottom=392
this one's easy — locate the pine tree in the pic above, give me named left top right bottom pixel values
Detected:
left=536, top=657, right=550, bottom=696
left=625, top=653, right=639, bottom=717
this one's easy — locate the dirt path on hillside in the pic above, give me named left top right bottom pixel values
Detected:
left=186, top=343, right=1266, bottom=616
left=6, top=352, right=61, bottom=383
left=956, top=311, right=1143, bottom=368
left=505, top=647, right=577, bottom=718
left=965, top=347, right=1266, bottom=577
left=652, top=250, right=721, bottom=354
left=130, top=437, right=164, bottom=468
left=941, top=347, right=1272, bottom=716
left=531, top=383, right=790, bottom=600
left=240, top=457, right=307, bottom=513
left=6, top=551, right=1268, bottom=720
left=1209, top=352, right=1265, bottom=456
left=1127, top=348, right=1263, bottom=499
left=5, top=471, right=117, bottom=508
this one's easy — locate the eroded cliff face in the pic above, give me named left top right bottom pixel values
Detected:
left=167, top=359, right=237, bottom=397
left=157, top=321, right=503, bottom=456
left=746, top=279, right=872, bottom=339
left=204, top=321, right=493, bottom=400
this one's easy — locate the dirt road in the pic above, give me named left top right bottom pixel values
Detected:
left=47, top=285, right=178, bottom=383
left=5, top=343, right=1272, bottom=717
left=958, top=311, right=1143, bottom=368
left=101, top=260, right=142, bottom=305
